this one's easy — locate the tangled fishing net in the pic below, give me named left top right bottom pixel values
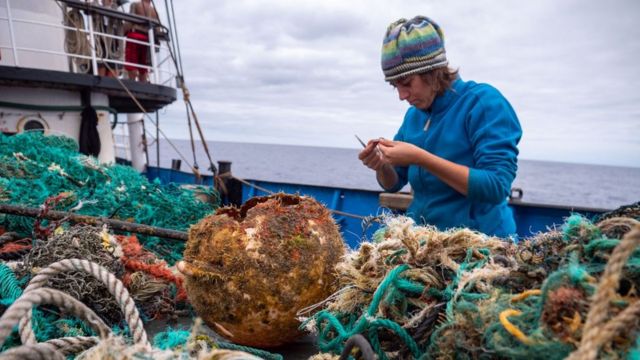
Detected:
left=0, top=244, right=280, bottom=360
left=16, top=226, right=125, bottom=324
left=0, top=226, right=191, bottom=350
left=115, top=233, right=189, bottom=321
left=303, top=211, right=640, bottom=359
left=0, top=132, right=219, bottom=264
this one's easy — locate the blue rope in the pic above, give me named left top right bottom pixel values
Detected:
left=217, top=341, right=283, bottom=360
left=444, top=248, right=490, bottom=321
left=306, top=264, right=426, bottom=358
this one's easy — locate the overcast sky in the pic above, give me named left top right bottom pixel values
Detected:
left=155, top=0, right=639, bottom=168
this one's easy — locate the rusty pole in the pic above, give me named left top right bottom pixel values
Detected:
left=0, top=203, right=188, bottom=241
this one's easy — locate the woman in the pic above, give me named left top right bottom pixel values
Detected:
left=359, top=16, right=522, bottom=238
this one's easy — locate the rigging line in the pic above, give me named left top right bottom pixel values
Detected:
left=162, top=0, right=178, bottom=68
left=152, top=0, right=184, bottom=81
left=184, top=95, right=218, bottom=175
left=54, top=0, right=199, bottom=176
left=184, top=101, right=199, bottom=169
left=148, top=0, right=216, bottom=175
left=149, top=0, right=182, bottom=79
left=228, top=175, right=274, bottom=195
left=228, top=175, right=372, bottom=221
left=146, top=0, right=215, bottom=177
left=109, top=74, right=198, bottom=175
left=148, top=0, right=205, bottom=174
left=134, top=0, right=217, bottom=179
left=169, top=0, right=185, bottom=76
left=163, top=0, right=184, bottom=76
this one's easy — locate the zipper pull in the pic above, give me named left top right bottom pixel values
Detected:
left=423, top=117, right=431, bottom=132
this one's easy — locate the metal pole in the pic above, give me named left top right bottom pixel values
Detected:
left=127, top=113, right=146, bottom=172
left=87, top=12, right=99, bottom=76
left=0, top=203, right=189, bottom=241
left=155, top=110, right=160, bottom=167
left=148, top=25, right=158, bottom=84
left=6, top=0, right=19, bottom=66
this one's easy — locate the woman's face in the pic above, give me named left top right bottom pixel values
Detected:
left=391, top=74, right=437, bottom=110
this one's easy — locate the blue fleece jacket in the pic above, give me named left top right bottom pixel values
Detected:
left=385, top=78, right=522, bottom=237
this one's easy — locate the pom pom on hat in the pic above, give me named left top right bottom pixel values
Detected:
left=381, top=16, right=448, bottom=81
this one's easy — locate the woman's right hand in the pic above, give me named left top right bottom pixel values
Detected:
left=358, top=139, right=387, bottom=171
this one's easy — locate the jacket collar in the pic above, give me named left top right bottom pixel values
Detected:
left=428, top=77, right=463, bottom=115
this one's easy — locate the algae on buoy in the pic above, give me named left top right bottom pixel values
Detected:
left=178, top=193, right=346, bottom=347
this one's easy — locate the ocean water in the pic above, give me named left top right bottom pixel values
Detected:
left=147, top=139, right=639, bottom=211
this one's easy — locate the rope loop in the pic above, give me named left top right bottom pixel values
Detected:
left=18, top=259, right=149, bottom=347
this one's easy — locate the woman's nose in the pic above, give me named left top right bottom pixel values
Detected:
left=397, top=87, right=409, bottom=101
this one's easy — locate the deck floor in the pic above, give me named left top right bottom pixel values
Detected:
left=145, top=317, right=319, bottom=359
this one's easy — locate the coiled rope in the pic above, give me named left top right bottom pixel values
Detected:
left=63, top=6, right=90, bottom=73
left=0, top=287, right=110, bottom=355
left=15, top=259, right=149, bottom=347
left=92, top=8, right=125, bottom=74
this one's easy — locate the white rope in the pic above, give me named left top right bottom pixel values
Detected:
left=63, top=6, right=91, bottom=73
left=0, top=288, right=110, bottom=349
left=92, top=7, right=125, bottom=74
left=0, top=343, right=65, bottom=360
left=17, top=259, right=149, bottom=347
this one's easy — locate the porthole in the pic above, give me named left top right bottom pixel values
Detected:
left=17, top=116, right=49, bottom=134
left=23, top=119, right=45, bottom=132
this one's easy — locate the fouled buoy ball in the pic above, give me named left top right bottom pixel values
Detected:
left=179, top=193, right=346, bottom=347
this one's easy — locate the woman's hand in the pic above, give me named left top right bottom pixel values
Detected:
left=377, top=139, right=423, bottom=166
left=358, top=139, right=387, bottom=171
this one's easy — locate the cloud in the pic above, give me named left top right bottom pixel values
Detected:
left=155, top=0, right=640, bottom=167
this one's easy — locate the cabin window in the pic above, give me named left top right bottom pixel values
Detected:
left=23, top=119, right=46, bottom=132
left=17, top=116, right=49, bottom=134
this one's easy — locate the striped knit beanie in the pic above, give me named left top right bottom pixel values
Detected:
left=381, top=16, right=448, bottom=81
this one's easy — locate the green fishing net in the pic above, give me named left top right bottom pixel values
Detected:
left=0, top=132, right=219, bottom=264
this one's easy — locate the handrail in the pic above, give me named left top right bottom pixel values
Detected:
left=56, top=0, right=169, bottom=36
left=0, top=1, right=176, bottom=85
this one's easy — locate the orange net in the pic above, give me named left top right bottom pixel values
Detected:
left=115, top=234, right=187, bottom=302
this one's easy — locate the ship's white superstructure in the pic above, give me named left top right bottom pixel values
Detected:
left=0, top=0, right=178, bottom=169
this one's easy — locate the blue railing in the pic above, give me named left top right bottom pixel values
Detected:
left=146, top=166, right=605, bottom=248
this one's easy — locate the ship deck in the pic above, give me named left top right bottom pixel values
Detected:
left=0, top=65, right=176, bottom=113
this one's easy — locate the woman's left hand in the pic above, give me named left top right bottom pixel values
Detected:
left=377, top=139, right=423, bottom=166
